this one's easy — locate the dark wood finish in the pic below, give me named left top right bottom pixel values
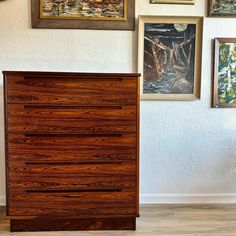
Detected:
left=3, top=69, right=9, bottom=217
left=7, top=104, right=137, bottom=134
left=8, top=133, right=136, bottom=150
left=8, top=148, right=136, bottom=162
left=3, top=71, right=140, bottom=231
left=136, top=70, right=140, bottom=216
left=212, top=38, right=236, bottom=108
left=8, top=160, right=136, bottom=176
left=9, top=175, right=136, bottom=192
left=9, top=192, right=136, bottom=216
left=6, top=76, right=137, bottom=105
left=31, top=0, right=135, bottom=30
left=11, top=217, right=136, bottom=232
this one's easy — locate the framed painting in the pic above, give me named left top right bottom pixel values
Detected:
left=209, top=0, right=236, bottom=17
left=213, top=38, right=236, bottom=108
left=150, top=0, right=194, bottom=4
left=138, top=16, right=203, bottom=100
left=31, top=0, right=135, bottom=30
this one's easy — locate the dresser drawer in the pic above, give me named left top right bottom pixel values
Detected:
left=8, top=160, right=136, bottom=177
left=9, top=191, right=137, bottom=216
left=7, top=104, right=137, bottom=134
left=6, top=76, right=137, bottom=105
left=8, top=133, right=136, bottom=151
left=8, top=175, right=136, bottom=192
left=8, top=148, right=136, bottom=162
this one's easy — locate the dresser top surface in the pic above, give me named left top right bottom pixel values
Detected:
left=2, top=71, right=141, bottom=78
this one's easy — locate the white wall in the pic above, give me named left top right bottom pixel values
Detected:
left=1, top=0, right=236, bottom=205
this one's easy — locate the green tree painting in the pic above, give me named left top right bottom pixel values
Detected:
left=210, top=0, right=236, bottom=16
left=218, top=42, right=236, bottom=104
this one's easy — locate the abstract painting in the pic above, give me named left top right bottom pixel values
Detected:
left=213, top=38, right=236, bottom=108
left=31, top=0, right=135, bottom=30
left=209, top=0, right=236, bottom=16
left=138, top=16, right=203, bottom=100
left=40, top=0, right=125, bottom=20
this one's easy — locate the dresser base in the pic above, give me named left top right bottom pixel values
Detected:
left=10, top=217, right=136, bottom=232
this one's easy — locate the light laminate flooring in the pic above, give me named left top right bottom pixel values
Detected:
left=1, top=205, right=236, bottom=236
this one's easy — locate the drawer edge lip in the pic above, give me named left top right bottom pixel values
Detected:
left=3, top=73, right=10, bottom=216
left=7, top=214, right=138, bottom=220
left=2, top=71, right=141, bottom=78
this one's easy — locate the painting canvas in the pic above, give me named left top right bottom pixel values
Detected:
left=138, top=16, right=203, bottom=100
left=150, top=0, right=194, bottom=4
left=31, top=0, right=135, bottom=30
left=40, top=0, right=126, bottom=20
left=209, top=0, right=236, bottom=16
left=213, top=38, right=236, bottom=108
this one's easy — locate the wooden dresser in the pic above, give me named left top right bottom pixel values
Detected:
left=3, top=71, right=140, bottom=232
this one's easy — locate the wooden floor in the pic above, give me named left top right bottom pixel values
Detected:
left=1, top=205, right=236, bottom=235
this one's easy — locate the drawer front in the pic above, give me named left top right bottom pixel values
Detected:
left=6, top=76, right=137, bottom=105
left=7, top=148, right=136, bottom=162
left=7, top=104, right=137, bottom=134
left=9, top=191, right=136, bottom=216
left=8, top=134, right=136, bottom=151
left=8, top=161, right=136, bottom=177
left=8, top=175, right=136, bottom=192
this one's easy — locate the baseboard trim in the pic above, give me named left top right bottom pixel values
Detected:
left=0, top=196, right=6, bottom=206
left=140, top=194, right=236, bottom=204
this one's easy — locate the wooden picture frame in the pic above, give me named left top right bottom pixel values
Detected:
left=150, top=0, right=194, bottom=4
left=213, top=38, right=236, bottom=108
left=31, top=0, right=135, bottom=30
left=138, top=16, right=203, bottom=100
left=209, top=0, right=236, bottom=17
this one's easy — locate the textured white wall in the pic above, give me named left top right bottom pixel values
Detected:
left=1, top=0, right=236, bottom=205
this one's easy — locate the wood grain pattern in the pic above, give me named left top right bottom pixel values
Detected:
left=10, top=191, right=136, bottom=203
left=9, top=175, right=136, bottom=192
left=10, top=200, right=136, bottom=217
left=10, top=217, right=136, bottom=231
left=7, top=104, right=137, bottom=134
left=6, top=76, right=137, bottom=105
left=3, top=71, right=140, bottom=231
left=8, top=134, right=136, bottom=150
left=9, top=191, right=136, bottom=216
left=8, top=148, right=136, bottom=162
left=136, top=70, right=140, bottom=216
left=8, top=161, right=136, bottom=176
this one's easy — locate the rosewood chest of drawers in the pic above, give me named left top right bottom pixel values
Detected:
left=3, top=71, right=140, bottom=232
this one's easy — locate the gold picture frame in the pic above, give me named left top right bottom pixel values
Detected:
left=138, top=16, right=203, bottom=100
left=31, top=0, right=135, bottom=30
left=150, top=0, right=195, bottom=4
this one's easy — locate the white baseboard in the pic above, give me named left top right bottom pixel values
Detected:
left=0, top=196, right=6, bottom=206
left=140, top=193, right=236, bottom=204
